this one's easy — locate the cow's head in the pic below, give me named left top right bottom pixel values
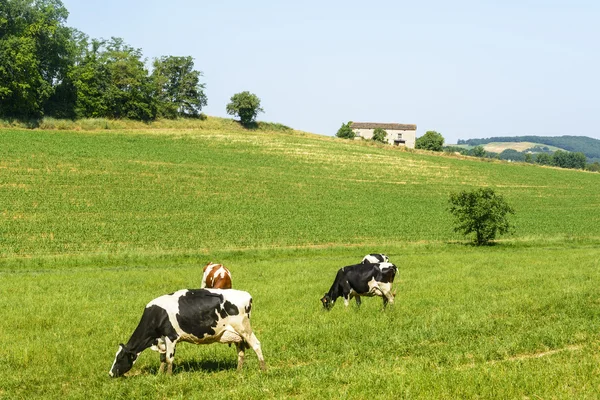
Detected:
left=320, top=294, right=334, bottom=310
left=109, top=344, right=138, bottom=377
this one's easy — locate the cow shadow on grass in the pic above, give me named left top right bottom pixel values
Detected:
left=140, top=358, right=238, bottom=375
left=177, top=359, right=238, bottom=373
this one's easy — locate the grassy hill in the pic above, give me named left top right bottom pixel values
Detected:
left=2, top=118, right=599, bottom=258
left=1, top=118, right=600, bottom=399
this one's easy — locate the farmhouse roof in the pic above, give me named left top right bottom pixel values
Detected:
left=350, top=122, right=417, bottom=130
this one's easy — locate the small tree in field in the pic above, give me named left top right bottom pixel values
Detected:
left=448, top=188, right=514, bottom=245
left=372, top=127, right=388, bottom=143
left=416, top=130, right=445, bottom=151
left=470, top=145, right=486, bottom=158
left=336, top=121, right=355, bottom=139
left=226, top=91, right=264, bottom=126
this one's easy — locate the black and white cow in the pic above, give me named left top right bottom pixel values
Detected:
left=321, top=262, right=397, bottom=310
left=109, top=288, right=266, bottom=377
left=361, top=253, right=390, bottom=264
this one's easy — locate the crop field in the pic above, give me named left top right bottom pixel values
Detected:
left=1, top=121, right=600, bottom=399
left=452, top=142, right=565, bottom=153
left=482, top=142, right=564, bottom=154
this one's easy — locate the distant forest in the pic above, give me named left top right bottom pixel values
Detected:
left=458, top=136, right=600, bottom=162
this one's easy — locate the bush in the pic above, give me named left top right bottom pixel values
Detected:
left=499, top=149, right=527, bottom=162
left=226, top=91, right=264, bottom=126
left=535, top=153, right=552, bottom=165
left=586, top=162, right=600, bottom=172
left=335, top=121, right=355, bottom=139
left=470, top=145, right=486, bottom=158
left=448, top=188, right=515, bottom=245
left=552, top=150, right=587, bottom=169
left=416, top=130, right=444, bottom=151
left=372, top=127, right=388, bottom=143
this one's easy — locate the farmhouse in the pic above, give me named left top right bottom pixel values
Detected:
left=351, top=122, right=417, bottom=148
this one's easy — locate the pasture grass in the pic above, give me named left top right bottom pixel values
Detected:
left=1, top=242, right=600, bottom=399
left=1, top=127, right=599, bottom=258
left=0, top=116, right=294, bottom=133
left=1, top=124, right=600, bottom=398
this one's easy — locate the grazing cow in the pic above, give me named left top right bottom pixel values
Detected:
left=321, top=262, right=397, bottom=310
left=109, top=289, right=266, bottom=377
left=151, top=263, right=232, bottom=357
left=361, top=253, right=390, bottom=264
left=201, top=262, right=232, bottom=289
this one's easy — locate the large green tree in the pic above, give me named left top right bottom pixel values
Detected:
left=44, top=28, right=87, bottom=118
left=70, top=37, right=157, bottom=120
left=416, top=130, right=445, bottom=151
left=151, top=56, right=207, bottom=118
left=0, top=0, right=74, bottom=118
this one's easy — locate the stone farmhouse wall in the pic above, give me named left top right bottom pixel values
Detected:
left=351, top=122, right=417, bottom=148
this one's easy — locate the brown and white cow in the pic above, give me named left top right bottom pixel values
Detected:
left=201, top=262, right=232, bottom=289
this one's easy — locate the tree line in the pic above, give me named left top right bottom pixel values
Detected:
left=410, top=131, right=590, bottom=172
left=458, top=135, right=600, bottom=162
left=0, top=0, right=264, bottom=125
left=444, top=145, right=592, bottom=170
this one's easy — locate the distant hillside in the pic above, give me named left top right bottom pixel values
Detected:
left=479, top=142, right=563, bottom=154
left=458, top=136, right=600, bottom=162
left=2, top=122, right=600, bottom=257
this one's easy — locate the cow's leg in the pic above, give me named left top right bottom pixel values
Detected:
left=238, top=320, right=266, bottom=371
left=153, top=337, right=168, bottom=374
left=246, top=333, right=266, bottom=371
left=235, top=342, right=246, bottom=371
left=369, top=281, right=394, bottom=309
left=158, top=350, right=167, bottom=374
left=384, top=290, right=395, bottom=306
left=355, top=295, right=362, bottom=307
left=379, top=283, right=395, bottom=308
left=342, top=282, right=352, bottom=307
left=163, top=337, right=177, bottom=375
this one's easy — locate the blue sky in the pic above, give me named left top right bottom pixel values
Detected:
left=61, top=0, right=599, bottom=144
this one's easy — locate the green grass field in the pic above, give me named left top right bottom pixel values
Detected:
left=1, top=119, right=600, bottom=399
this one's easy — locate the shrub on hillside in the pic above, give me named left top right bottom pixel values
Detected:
left=499, top=149, right=527, bottom=162
left=416, top=131, right=444, bottom=151
left=535, top=153, right=552, bottom=165
left=552, top=150, right=587, bottom=169
left=226, top=91, right=264, bottom=126
left=336, top=121, right=355, bottom=139
left=586, top=162, right=600, bottom=172
left=372, top=127, right=388, bottom=143
left=470, top=145, right=486, bottom=157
